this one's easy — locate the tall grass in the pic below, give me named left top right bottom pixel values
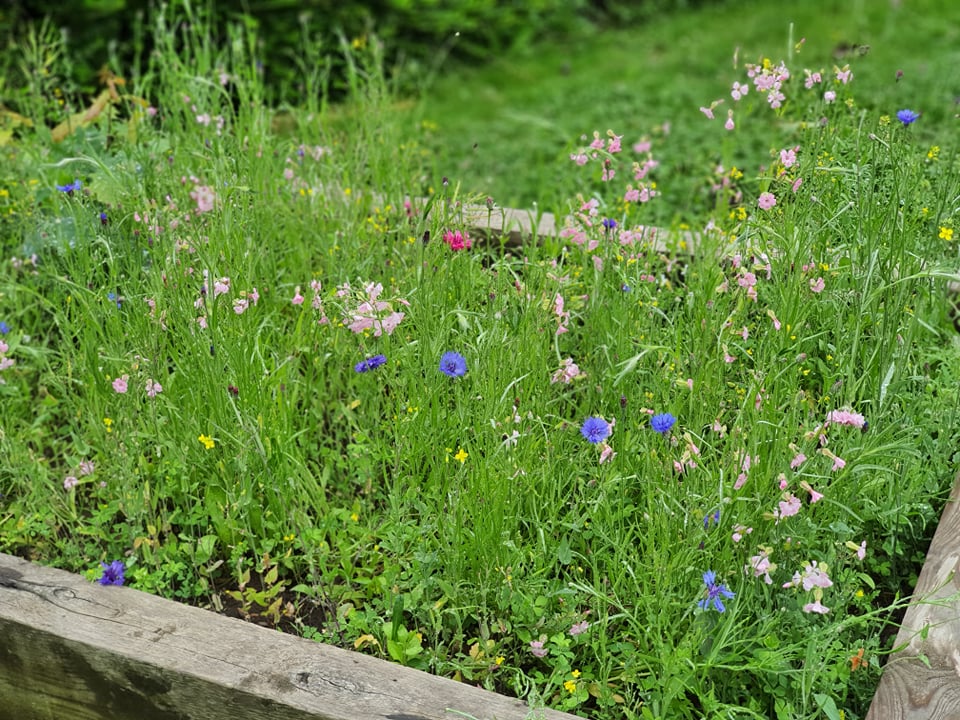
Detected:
left=1, top=2, right=960, bottom=718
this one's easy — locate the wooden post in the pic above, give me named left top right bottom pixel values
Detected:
left=0, top=553, right=578, bottom=720
left=866, top=474, right=960, bottom=718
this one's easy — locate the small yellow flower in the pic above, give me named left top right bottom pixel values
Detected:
left=939, top=226, right=953, bottom=241
left=103, top=417, right=113, bottom=433
left=350, top=512, right=359, bottom=522
left=198, top=434, right=215, bottom=450
left=494, top=656, right=505, bottom=666
left=571, top=669, right=581, bottom=678
left=454, top=447, right=468, bottom=464
left=563, top=679, right=577, bottom=693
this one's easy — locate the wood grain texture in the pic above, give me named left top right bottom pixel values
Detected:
left=0, top=553, right=578, bottom=720
left=867, top=475, right=960, bottom=719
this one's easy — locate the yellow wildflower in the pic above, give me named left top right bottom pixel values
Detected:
left=198, top=434, right=215, bottom=450
left=939, top=226, right=953, bottom=241
left=454, top=447, right=468, bottom=464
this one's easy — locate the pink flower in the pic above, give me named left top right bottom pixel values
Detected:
left=732, top=524, right=752, bottom=543
left=791, top=177, right=803, bottom=193
left=79, top=460, right=95, bottom=476
left=779, top=146, right=798, bottom=168
left=569, top=621, right=590, bottom=636
left=810, top=277, right=825, bottom=293
left=800, top=480, right=823, bottom=503
left=442, top=230, right=472, bottom=251
left=824, top=90, right=837, bottom=104
left=599, top=443, right=616, bottom=465
left=190, top=185, right=216, bottom=213
left=731, top=81, right=749, bottom=100
left=63, top=475, right=79, bottom=490
left=570, top=152, right=588, bottom=165
left=803, top=600, right=830, bottom=614
left=112, top=375, right=129, bottom=394
left=758, top=192, right=777, bottom=211
left=529, top=640, right=548, bottom=658
left=790, top=453, right=806, bottom=470
left=551, top=358, right=585, bottom=384
left=233, top=298, right=250, bottom=315
left=775, top=494, right=802, bottom=522
left=145, top=379, right=163, bottom=398
left=213, top=277, right=231, bottom=297
left=825, top=409, right=866, bottom=429
left=724, top=110, right=735, bottom=131
left=746, top=549, right=777, bottom=584
left=292, top=286, right=305, bottom=305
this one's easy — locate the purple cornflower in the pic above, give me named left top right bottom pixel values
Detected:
left=439, top=351, right=467, bottom=377
left=896, top=109, right=920, bottom=126
left=98, top=560, right=126, bottom=586
left=650, top=412, right=676, bottom=435
left=602, top=218, right=618, bottom=231
left=698, top=570, right=734, bottom=612
left=580, top=416, right=610, bottom=444
left=56, top=179, right=82, bottom=194
left=354, top=354, right=387, bottom=373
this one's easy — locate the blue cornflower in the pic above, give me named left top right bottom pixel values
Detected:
left=56, top=179, right=82, bottom=194
left=703, top=509, right=720, bottom=530
left=439, top=351, right=467, bottom=378
left=580, top=416, right=610, bottom=444
left=896, top=109, right=920, bottom=126
left=98, top=560, right=126, bottom=586
left=107, top=292, right=122, bottom=309
left=602, top=218, right=618, bottom=231
left=355, top=354, right=387, bottom=373
left=0, top=321, right=9, bottom=335
left=99, top=211, right=109, bottom=226
left=698, top=570, right=734, bottom=612
left=650, top=412, right=676, bottom=435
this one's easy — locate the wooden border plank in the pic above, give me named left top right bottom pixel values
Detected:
left=867, top=474, right=960, bottom=718
left=0, top=553, right=578, bottom=720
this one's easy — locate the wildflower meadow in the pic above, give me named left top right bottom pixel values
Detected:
left=2, top=3, right=960, bottom=718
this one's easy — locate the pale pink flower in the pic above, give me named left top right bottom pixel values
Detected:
left=233, top=298, right=249, bottom=315
left=63, top=475, right=79, bottom=490
left=835, top=65, right=853, bottom=84
left=810, top=277, right=825, bottom=293
left=529, top=640, right=548, bottom=658
left=190, top=185, right=216, bottom=213
left=803, top=600, right=830, bottom=614
left=599, top=443, right=616, bottom=465
left=551, top=358, right=585, bottom=384
left=731, top=81, right=749, bottom=100
left=79, top=460, right=95, bottom=476
left=824, top=90, right=837, bottom=103
left=724, top=110, right=735, bottom=131
left=790, top=453, right=806, bottom=470
left=775, top=494, right=802, bottom=522
left=780, top=146, right=798, bottom=168
left=732, top=524, right=752, bottom=543
left=291, top=286, right=305, bottom=305
left=791, top=177, right=803, bottom=193
left=746, top=549, right=777, bottom=584
left=758, top=192, right=777, bottom=211
left=112, top=375, right=129, bottom=394
left=569, top=621, right=590, bottom=636
left=213, top=277, right=231, bottom=297
left=570, top=152, right=589, bottom=165
left=145, top=379, right=163, bottom=398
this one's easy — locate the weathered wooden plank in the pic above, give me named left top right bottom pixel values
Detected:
left=867, top=474, right=960, bottom=719
left=0, top=553, right=578, bottom=720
